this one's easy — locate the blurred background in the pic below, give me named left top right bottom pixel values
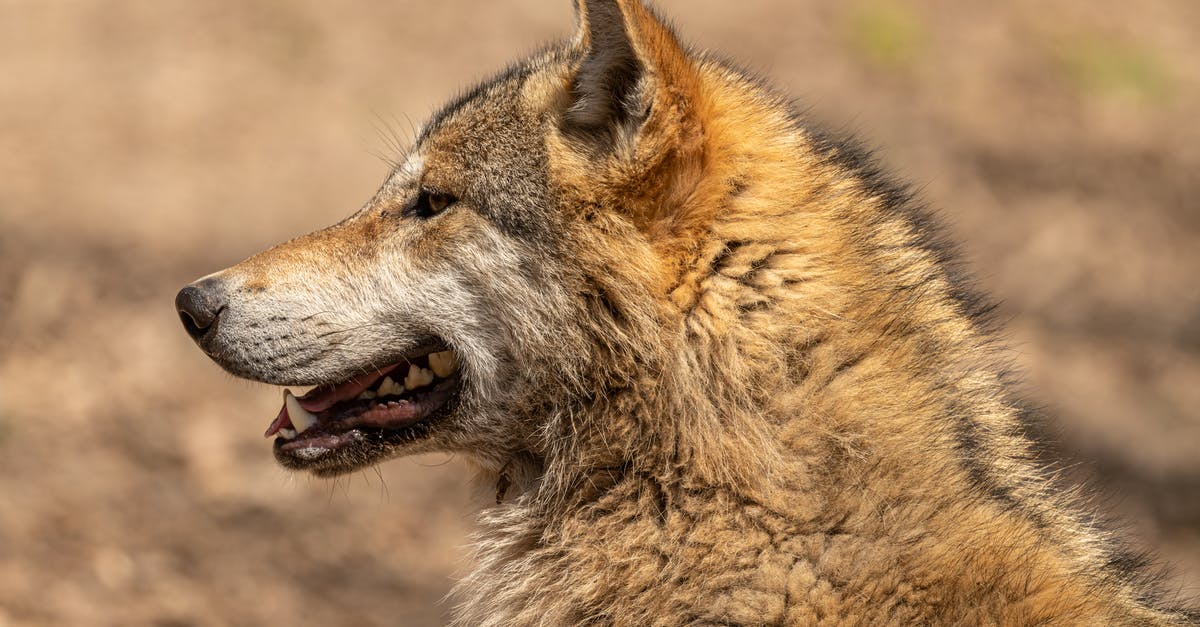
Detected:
left=0, top=0, right=1197, bottom=624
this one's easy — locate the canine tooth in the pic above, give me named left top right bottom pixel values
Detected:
left=279, top=428, right=298, bottom=440
left=378, top=376, right=402, bottom=397
left=285, top=390, right=318, bottom=434
left=405, top=364, right=434, bottom=390
left=428, top=351, right=458, bottom=377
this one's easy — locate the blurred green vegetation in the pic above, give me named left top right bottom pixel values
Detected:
left=1054, top=36, right=1172, bottom=102
left=844, top=1, right=926, bottom=71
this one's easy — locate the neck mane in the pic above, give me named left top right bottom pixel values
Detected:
left=453, top=58, right=1189, bottom=627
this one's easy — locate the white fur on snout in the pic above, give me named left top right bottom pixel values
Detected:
left=203, top=261, right=430, bottom=385
left=207, top=211, right=575, bottom=406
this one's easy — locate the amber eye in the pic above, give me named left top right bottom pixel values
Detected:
left=408, top=189, right=456, bottom=219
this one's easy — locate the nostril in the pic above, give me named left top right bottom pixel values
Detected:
left=179, top=308, right=207, bottom=339
left=175, top=281, right=227, bottom=342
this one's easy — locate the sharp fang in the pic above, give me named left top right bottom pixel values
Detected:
left=405, top=364, right=434, bottom=390
left=285, top=389, right=319, bottom=434
left=279, top=428, right=298, bottom=440
left=428, top=350, right=458, bottom=378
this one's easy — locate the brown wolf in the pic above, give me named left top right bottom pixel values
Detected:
left=176, top=1, right=1197, bottom=624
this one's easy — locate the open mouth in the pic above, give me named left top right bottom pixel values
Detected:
left=265, top=345, right=461, bottom=456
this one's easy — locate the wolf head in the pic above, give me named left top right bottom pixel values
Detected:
left=176, top=0, right=743, bottom=478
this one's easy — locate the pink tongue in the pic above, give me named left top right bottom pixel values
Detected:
left=264, top=405, right=292, bottom=438
left=297, top=367, right=396, bottom=412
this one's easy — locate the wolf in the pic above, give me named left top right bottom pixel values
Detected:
left=175, top=0, right=1196, bottom=624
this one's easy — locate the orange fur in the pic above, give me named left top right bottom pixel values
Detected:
left=179, top=1, right=1197, bottom=624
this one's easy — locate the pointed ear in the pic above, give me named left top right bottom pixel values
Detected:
left=564, top=0, right=694, bottom=143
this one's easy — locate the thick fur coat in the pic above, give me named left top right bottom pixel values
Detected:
left=178, top=1, right=1198, bottom=624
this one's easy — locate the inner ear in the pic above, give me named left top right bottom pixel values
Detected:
left=564, top=1, right=645, bottom=140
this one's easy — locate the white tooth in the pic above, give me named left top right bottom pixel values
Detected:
left=279, top=428, right=298, bottom=440
left=428, top=351, right=458, bottom=378
left=358, top=390, right=377, bottom=400
left=405, top=364, right=434, bottom=390
left=428, top=352, right=446, bottom=377
left=378, top=377, right=401, bottom=397
left=285, top=390, right=318, bottom=434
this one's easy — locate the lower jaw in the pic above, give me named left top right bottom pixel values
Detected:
left=275, top=430, right=363, bottom=454
left=273, top=419, right=434, bottom=454
left=271, top=426, right=428, bottom=472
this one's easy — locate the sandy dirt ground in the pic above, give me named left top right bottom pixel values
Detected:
left=0, top=1, right=1197, bottom=624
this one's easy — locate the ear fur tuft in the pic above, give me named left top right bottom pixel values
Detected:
left=565, top=0, right=645, bottom=139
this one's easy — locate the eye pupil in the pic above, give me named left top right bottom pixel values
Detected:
left=429, top=193, right=449, bottom=213
left=410, top=189, right=455, bottom=218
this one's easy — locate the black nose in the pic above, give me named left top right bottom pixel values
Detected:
left=176, top=278, right=227, bottom=341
